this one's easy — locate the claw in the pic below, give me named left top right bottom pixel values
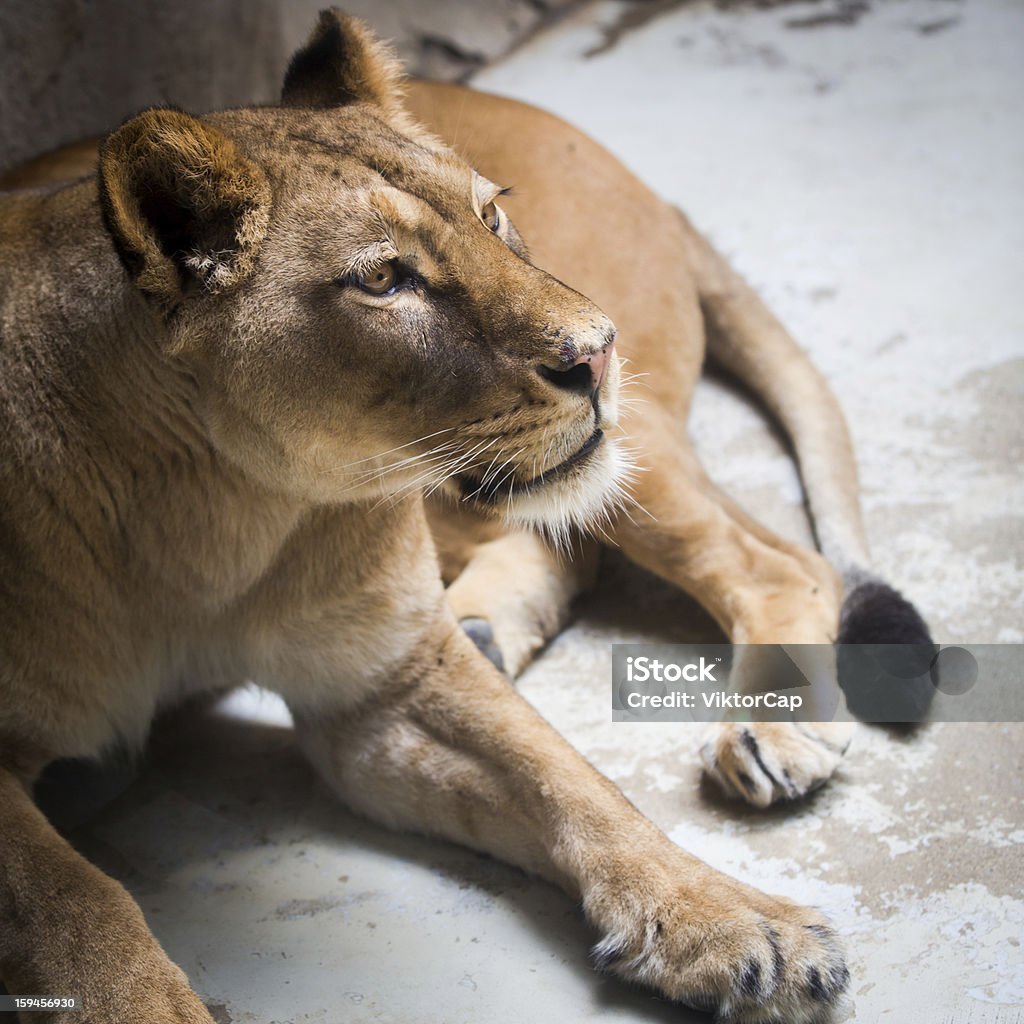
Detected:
left=459, top=617, right=506, bottom=673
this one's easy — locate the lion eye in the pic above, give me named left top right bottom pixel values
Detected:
left=481, top=200, right=501, bottom=233
left=358, top=262, right=398, bottom=295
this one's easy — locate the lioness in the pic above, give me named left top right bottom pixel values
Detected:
left=0, top=10, right=933, bottom=1023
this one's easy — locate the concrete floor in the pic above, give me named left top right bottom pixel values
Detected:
left=60, top=1, right=1022, bottom=1022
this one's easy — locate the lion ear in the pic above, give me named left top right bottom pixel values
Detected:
left=282, top=9, right=405, bottom=116
left=98, top=108, right=271, bottom=307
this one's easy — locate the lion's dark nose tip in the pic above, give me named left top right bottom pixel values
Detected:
left=539, top=337, right=616, bottom=397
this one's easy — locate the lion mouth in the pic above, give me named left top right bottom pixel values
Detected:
left=460, top=428, right=604, bottom=504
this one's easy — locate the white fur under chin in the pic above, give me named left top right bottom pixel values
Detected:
left=502, top=438, right=637, bottom=551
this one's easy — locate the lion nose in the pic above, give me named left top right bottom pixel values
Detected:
left=539, top=336, right=616, bottom=397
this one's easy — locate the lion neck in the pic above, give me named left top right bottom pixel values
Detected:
left=0, top=181, right=309, bottom=618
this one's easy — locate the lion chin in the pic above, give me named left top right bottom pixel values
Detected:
left=454, top=434, right=636, bottom=550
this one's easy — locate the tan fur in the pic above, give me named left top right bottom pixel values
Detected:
left=100, top=110, right=273, bottom=301
left=0, top=12, right=853, bottom=1022
left=0, top=138, right=100, bottom=191
left=405, top=81, right=859, bottom=804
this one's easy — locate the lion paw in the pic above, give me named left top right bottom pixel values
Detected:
left=458, top=612, right=549, bottom=678
left=701, top=722, right=854, bottom=808
left=589, top=869, right=849, bottom=1022
left=459, top=617, right=506, bottom=673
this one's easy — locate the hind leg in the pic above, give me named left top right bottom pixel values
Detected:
left=427, top=494, right=599, bottom=678
left=611, top=410, right=854, bottom=807
left=446, top=529, right=599, bottom=678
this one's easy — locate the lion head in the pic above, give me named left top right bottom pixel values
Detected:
left=97, top=10, right=626, bottom=538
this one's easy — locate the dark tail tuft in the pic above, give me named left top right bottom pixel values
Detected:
left=836, top=578, right=936, bottom=723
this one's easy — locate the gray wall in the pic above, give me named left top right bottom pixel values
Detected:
left=0, top=0, right=576, bottom=175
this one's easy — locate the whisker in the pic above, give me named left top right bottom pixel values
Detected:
left=338, top=444, right=461, bottom=496
left=342, top=440, right=461, bottom=488
left=423, top=435, right=503, bottom=499
left=465, top=445, right=527, bottom=502
left=336, top=426, right=457, bottom=471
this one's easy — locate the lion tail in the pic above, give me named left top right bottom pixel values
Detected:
left=677, top=208, right=934, bottom=720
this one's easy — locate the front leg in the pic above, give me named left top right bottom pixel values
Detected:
left=0, top=768, right=214, bottom=1024
left=289, top=624, right=849, bottom=1023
